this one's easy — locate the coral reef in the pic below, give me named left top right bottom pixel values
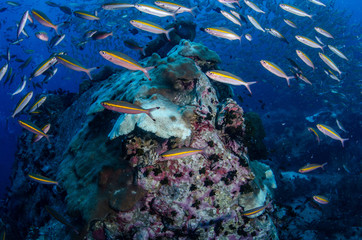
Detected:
left=1, top=40, right=278, bottom=239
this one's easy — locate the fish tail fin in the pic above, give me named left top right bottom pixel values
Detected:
left=286, top=76, right=295, bottom=87
left=147, top=107, right=160, bottom=121
left=54, top=25, right=59, bottom=34
left=144, top=66, right=156, bottom=81
left=189, top=7, right=197, bottom=17
left=45, top=135, right=51, bottom=143
left=165, top=27, right=175, bottom=41
left=245, top=81, right=257, bottom=95
left=321, top=162, right=328, bottom=169
left=341, top=138, right=349, bottom=147
left=86, top=67, right=100, bottom=80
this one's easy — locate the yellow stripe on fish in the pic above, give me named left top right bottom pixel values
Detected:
left=56, top=56, right=87, bottom=71
left=102, top=102, right=147, bottom=112
left=132, top=20, right=164, bottom=31
left=162, top=150, right=202, bottom=158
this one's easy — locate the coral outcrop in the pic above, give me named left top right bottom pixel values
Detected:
left=1, top=40, right=278, bottom=239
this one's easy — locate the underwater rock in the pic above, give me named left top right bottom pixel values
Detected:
left=3, top=41, right=278, bottom=239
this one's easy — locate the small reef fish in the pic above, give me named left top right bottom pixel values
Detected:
left=29, top=96, right=47, bottom=113
left=260, top=60, right=294, bottom=86
left=316, top=124, right=348, bottom=147
left=244, top=0, right=265, bottom=14
left=123, top=39, right=146, bottom=56
left=11, top=76, right=26, bottom=96
left=12, top=91, right=33, bottom=118
left=102, top=2, right=135, bottom=10
left=154, top=1, right=196, bottom=16
left=308, top=127, right=320, bottom=143
left=45, top=206, right=79, bottom=234
left=135, top=4, right=176, bottom=19
left=99, top=50, right=155, bottom=80
left=160, top=147, right=204, bottom=161
left=314, top=27, right=334, bottom=39
left=221, top=10, right=242, bottom=26
left=295, top=36, right=324, bottom=51
left=299, top=163, right=327, bottom=173
left=206, top=70, right=257, bottom=94
left=328, top=45, right=349, bottom=61
left=19, top=56, right=32, bottom=70
left=7, top=1, right=20, bottom=6
left=18, top=120, right=50, bottom=142
left=313, top=195, right=329, bottom=204
left=324, top=69, right=340, bottom=82
left=218, top=0, right=240, bottom=8
left=315, top=35, right=324, bottom=45
left=247, top=15, right=264, bottom=32
left=17, top=10, right=29, bottom=39
left=31, top=9, right=59, bottom=33
left=35, top=31, right=49, bottom=41
left=296, top=50, right=315, bottom=70
left=10, top=39, right=24, bottom=45
left=0, top=63, right=8, bottom=82
left=279, top=4, right=313, bottom=19
left=91, top=31, right=113, bottom=40
left=130, top=19, right=174, bottom=41
left=296, top=73, right=312, bottom=85
left=58, top=6, right=72, bottom=15
left=49, top=34, right=66, bottom=48
left=336, top=119, right=348, bottom=133
left=231, top=10, right=247, bottom=23
left=28, top=173, right=58, bottom=185
left=74, top=10, right=99, bottom=20
left=283, top=19, right=297, bottom=28
left=245, top=34, right=252, bottom=41
left=308, top=0, right=326, bottom=7
left=29, top=55, right=58, bottom=80
left=101, top=100, right=160, bottom=121
left=265, top=28, right=288, bottom=43
left=56, top=55, right=98, bottom=80
left=33, top=124, right=51, bottom=142
left=319, top=53, right=342, bottom=76
left=83, top=30, right=97, bottom=39
left=241, top=201, right=272, bottom=217
left=205, top=27, right=242, bottom=41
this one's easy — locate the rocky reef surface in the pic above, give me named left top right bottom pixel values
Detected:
left=0, top=40, right=277, bottom=239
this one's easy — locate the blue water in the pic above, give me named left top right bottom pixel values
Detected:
left=0, top=0, right=361, bottom=238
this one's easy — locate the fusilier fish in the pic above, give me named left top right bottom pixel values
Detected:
left=29, top=96, right=46, bottom=113
left=315, top=35, right=324, bottom=45
left=101, top=100, right=160, bottom=121
left=204, top=27, right=242, bottom=41
left=316, top=124, right=348, bottom=147
left=206, top=70, right=257, bottom=94
left=308, top=0, right=326, bottom=7
left=241, top=201, right=272, bottom=218
left=29, top=55, right=58, bottom=80
left=245, top=34, right=252, bottom=41
left=11, top=76, right=26, bottom=96
left=319, top=53, right=342, bottom=76
left=18, top=120, right=50, bottom=142
left=99, top=51, right=155, bottom=80
left=135, top=4, right=176, bottom=19
left=296, top=50, right=315, bottom=70
left=49, top=34, right=65, bottom=48
left=154, top=1, right=196, bottom=16
left=160, top=147, right=204, bottom=161
left=17, top=10, right=29, bottom=38
left=56, top=55, right=98, bottom=80
left=313, top=195, right=329, bottom=204
left=247, top=15, right=264, bottom=32
left=265, top=28, right=288, bottom=43
left=296, top=73, right=312, bottom=85
left=74, top=10, right=99, bottom=20
left=299, top=163, right=327, bottom=173
left=283, top=19, right=297, bottom=28
left=328, top=45, right=348, bottom=61
left=130, top=19, right=174, bottom=41
left=35, top=31, right=49, bottom=41
left=244, top=0, right=265, bottom=14
left=12, top=91, right=33, bottom=118
left=314, top=27, right=334, bottom=39
left=221, top=10, right=242, bottom=26
left=31, top=9, right=59, bottom=33
left=102, top=2, right=135, bottom=10
left=260, top=60, right=295, bottom=86
left=308, top=127, right=320, bottom=143
left=231, top=10, right=247, bottom=23
left=0, top=63, right=8, bottom=82
left=295, top=35, right=324, bottom=51
left=336, top=119, right=348, bottom=133
left=279, top=4, right=313, bottom=19
left=33, top=124, right=51, bottom=142
left=28, top=173, right=58, bottom=185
